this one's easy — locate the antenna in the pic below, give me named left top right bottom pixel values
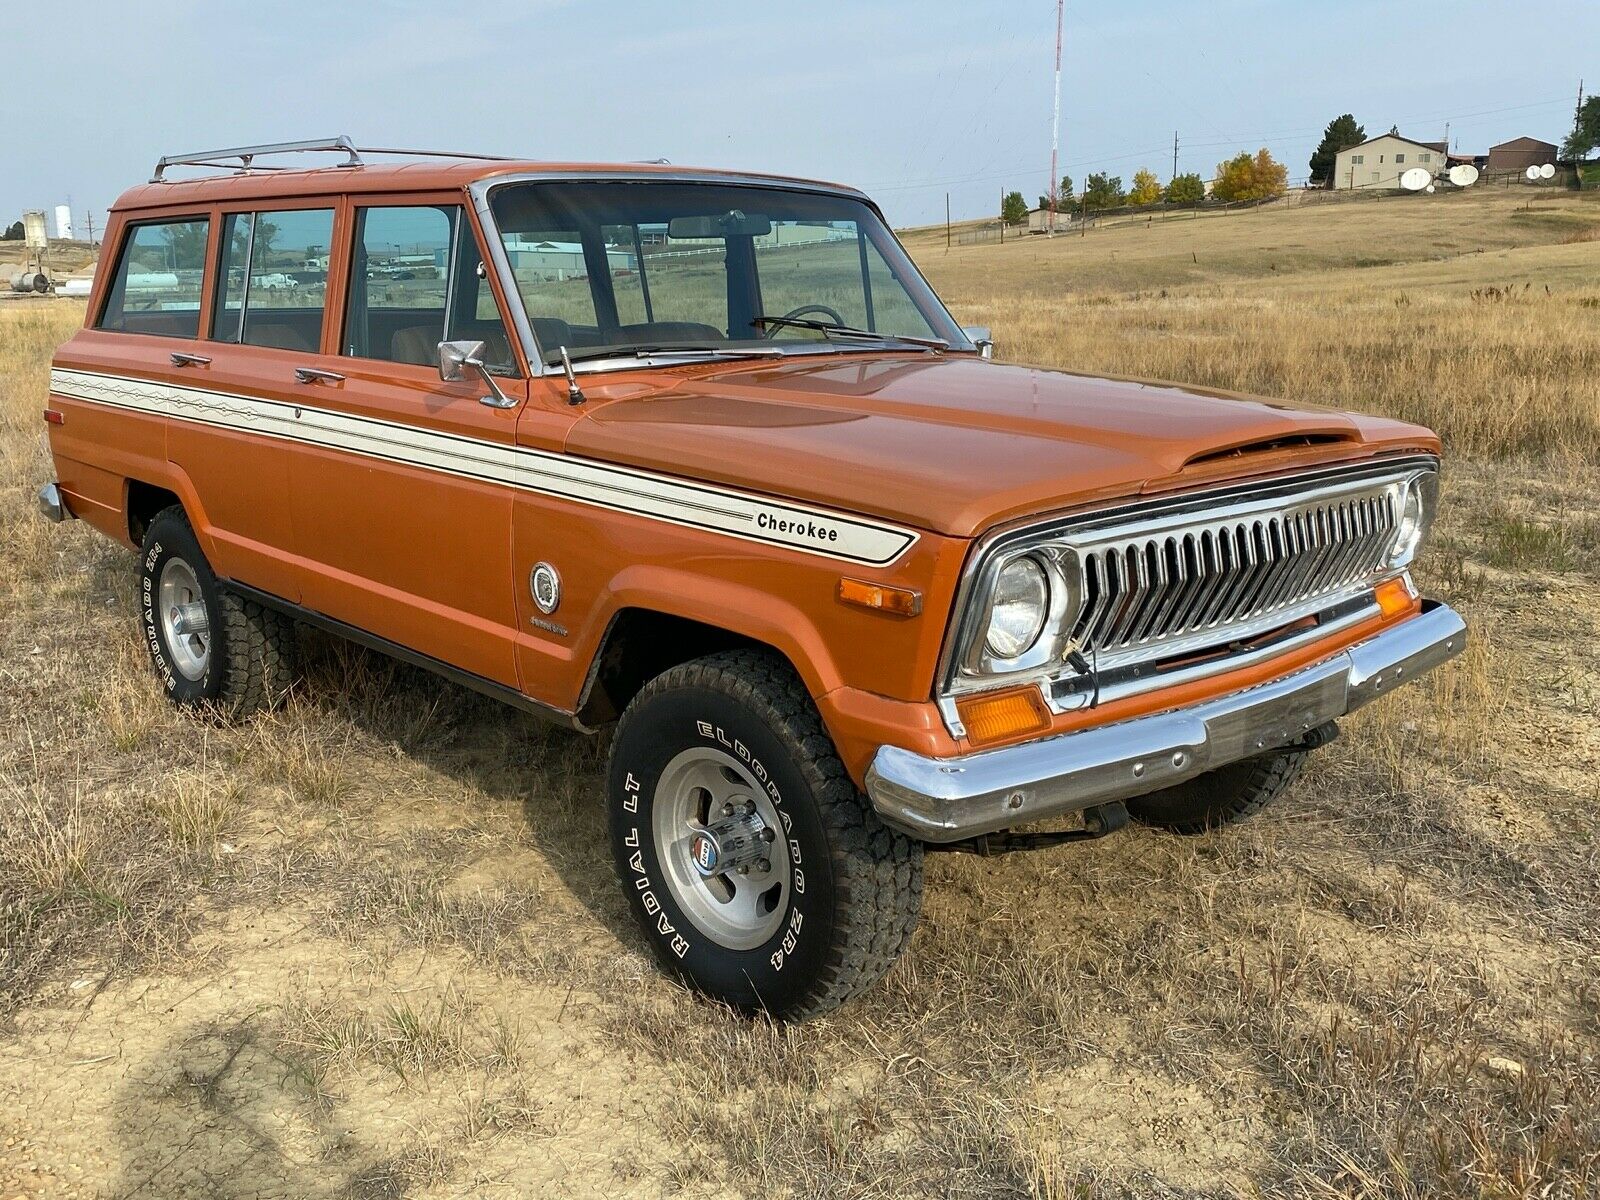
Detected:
left=1400, top=167, right=1432, bottom=192
left=1447, top=163, right=1479, bottom=187
left=1047, top=0, right=1064, bottom=235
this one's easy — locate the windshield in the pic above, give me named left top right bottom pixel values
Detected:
left=485, top=181, right=967, bottom=365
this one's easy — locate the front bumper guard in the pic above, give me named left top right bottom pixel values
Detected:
left=865, top=600, right=1466, bottom=842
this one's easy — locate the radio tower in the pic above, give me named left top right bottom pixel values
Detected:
left=1048, top=0, right=1064, bottom=234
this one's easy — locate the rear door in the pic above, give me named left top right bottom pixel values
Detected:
left=172, top=201, right=341, bottom=603
left=284, top=194, right=525, bottom=685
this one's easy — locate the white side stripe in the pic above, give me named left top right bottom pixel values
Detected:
left=49, top=368, right=918, bottom=566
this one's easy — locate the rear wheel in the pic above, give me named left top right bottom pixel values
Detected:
left=606, top=650, right=922, bottom=1019
left=139, top=506, right=296, bottom=716
left=1125, top=751, right=1305, bottom=835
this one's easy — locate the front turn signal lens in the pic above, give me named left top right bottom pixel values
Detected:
left=837, top=577, right=922, bottom=617
left=1374, top=576, right=1416, bottom=619
left=956, top=686, right=1051, bottom=746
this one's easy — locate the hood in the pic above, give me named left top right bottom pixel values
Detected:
left=564, top=354, right=1439, bottom=539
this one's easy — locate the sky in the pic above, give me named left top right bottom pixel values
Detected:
left=6, top=0, right=1595, bottom=234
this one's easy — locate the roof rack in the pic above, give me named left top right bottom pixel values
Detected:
left=150, top=136, right=515, bottom=183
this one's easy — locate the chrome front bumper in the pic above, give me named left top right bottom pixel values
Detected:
left=866, top=600, right=1466, bottom=842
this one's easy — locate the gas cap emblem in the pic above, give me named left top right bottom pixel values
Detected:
left=530, top=562, right=561, bottom=614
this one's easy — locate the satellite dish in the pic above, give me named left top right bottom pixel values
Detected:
left=1400, top=167, right=1432, bottom=191
left=1525, top=165, right=1541, bottom=181
left=1539, top=162, right=1556, bottom=180
left=1448, top=163, right=1479, bottom=187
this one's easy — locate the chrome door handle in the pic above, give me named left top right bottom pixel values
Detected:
left=170, top=352, right=212, bottom=368
left=294, top=367, right=345, bottom=385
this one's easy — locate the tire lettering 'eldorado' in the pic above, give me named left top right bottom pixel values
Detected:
left=49, top=368, right=918, bottom=567
left=693, top=717, right=807, bottom=966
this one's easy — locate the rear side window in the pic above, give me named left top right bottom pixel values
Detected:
left=97, top=218, right=209, bottom=338
left=210, top=208, right=335, bottom=352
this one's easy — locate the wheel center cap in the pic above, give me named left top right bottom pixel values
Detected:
left=689, top=807, right=769, bottom=879
left=691, top=831, right=721, bottom=875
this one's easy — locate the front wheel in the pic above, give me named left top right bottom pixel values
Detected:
left=606, top=651, right=922, bottom=1019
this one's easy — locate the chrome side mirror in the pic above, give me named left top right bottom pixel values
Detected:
left=438, top=338, right=485, bottom=382
left=962, top=326, right=994, bottom=359
left=439, top=339, right=515, bottom=409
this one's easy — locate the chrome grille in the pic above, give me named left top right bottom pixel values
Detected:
left=1067, top=482, right=1400, bottom=664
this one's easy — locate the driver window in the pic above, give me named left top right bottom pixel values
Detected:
left=342, top=205, right=515, bottom=372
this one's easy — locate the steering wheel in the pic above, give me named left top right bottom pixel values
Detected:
left=761, top=304, right=846, bottom=338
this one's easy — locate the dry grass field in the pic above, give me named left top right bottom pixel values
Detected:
left=2, top=186, right=1599, bottom=1198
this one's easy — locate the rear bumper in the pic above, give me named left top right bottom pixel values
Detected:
left=865, top=600, right=1466, bottom=842
left=37, top=482, right=71, bottom=523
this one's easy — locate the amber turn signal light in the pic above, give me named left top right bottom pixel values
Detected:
left=956, top=686, right=1051, bottom=746
left=837, top=577, right=922, bottom=617
left=1374, top=576, right=1415, bottom=619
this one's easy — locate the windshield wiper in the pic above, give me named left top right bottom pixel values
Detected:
left=750, top=316, right=948, bottom=351
left=549, top=344, right=787, bottom=367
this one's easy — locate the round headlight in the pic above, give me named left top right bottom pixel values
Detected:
left=985, top=556, right=1050, bottom=659
left=1388, top=480, right=1427, bottom=566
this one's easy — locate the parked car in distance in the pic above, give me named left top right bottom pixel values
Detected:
left=39, top=138, right=1465, bottom=1018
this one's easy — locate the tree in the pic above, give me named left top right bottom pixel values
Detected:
left=1128, top=169, right=1163, bottom=205
left=1212, top=149, right=1289, bottom=202
left=1000, top=190, right=1029, bottom=225
left=1164, top=173, right=1206, bottom=205
left=1037, top=176, right=1076, bottom=212
left=1309, top=114, right=1366, bottom=186
left=1564, top=95, right=1600, bottom=159
left=1082, top=173, right=1126, bottom=210
left=1, top=221, right=22, bottom=241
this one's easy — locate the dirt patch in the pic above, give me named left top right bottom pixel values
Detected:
left=1023, top=1054, right=1272, bottom=1192
left=0, top=908, right=682, bottom=1199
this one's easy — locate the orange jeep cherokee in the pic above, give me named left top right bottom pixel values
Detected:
left=40, top=138, right=1464, bottom=1018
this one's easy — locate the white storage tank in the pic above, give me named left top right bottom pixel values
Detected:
left=54, top=205, right=73, bottom=240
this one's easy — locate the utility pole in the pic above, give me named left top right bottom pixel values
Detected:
left=945, top=193, right=951, bottom=250
left=1047, top=0, right=1063, bottom=235
left=1172, top=131, right=1179, bottom=181
left=1576, top=79, right=1586, bottom=147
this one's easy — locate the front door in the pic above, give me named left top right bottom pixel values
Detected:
left=283, top=198, right=526, bottom=686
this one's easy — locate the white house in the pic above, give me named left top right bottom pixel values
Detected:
left=1332, top=130, right=1447, bottom=190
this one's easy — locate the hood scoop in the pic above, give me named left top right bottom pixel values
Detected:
left=1183, top=432, right=1356, bottom=469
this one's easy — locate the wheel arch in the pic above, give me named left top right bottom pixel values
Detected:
left=122, top=465, right=217, bottom=558
left=574, top=569, right=846, bottom=727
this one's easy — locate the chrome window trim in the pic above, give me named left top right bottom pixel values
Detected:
left=934, top=453, right=1440, bottom=733
left=465, top=171, right=974, bottom=376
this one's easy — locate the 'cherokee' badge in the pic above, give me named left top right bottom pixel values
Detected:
left=530, top=561, right=561, bottom=614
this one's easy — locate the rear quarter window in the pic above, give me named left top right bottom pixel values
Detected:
left=96, top=217, right=210, bottom=338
